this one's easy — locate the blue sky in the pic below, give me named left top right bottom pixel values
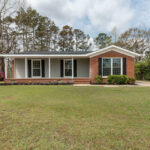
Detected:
left=27, top=0, right=150, bottom=37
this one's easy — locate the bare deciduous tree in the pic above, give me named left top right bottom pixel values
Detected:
left=0, top=0, right=24, bottom=73
left=115, top=28, right=150, bottom=55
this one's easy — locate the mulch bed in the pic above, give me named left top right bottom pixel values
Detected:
left=0, top=82, right=73, bottom=86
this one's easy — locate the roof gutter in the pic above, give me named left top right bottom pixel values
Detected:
left=0, top=54, right=89, bottom=58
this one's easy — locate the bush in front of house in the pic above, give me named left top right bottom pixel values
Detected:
left=107, top=75, right=129, bottom=84
left=127, top=77, right=136, bottom=84
left=95, top=75, right=102, bottom=84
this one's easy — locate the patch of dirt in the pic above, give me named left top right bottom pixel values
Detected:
left=2, top=96, right=14, bottom=100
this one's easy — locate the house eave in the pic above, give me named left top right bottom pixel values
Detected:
left=87, top=45, right=141, bottom=58
left=0, top=54, right=89, bottom=58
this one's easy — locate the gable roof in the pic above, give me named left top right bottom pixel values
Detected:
left=0, top=45, right=140, bottom=58
left=87, top=45, right=140, bottom=58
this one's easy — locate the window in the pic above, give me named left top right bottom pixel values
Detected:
left=103, top=58, right=111, bottom=76
left=64, top=60, right=72, bottom=77
left=32, top=60, right=41, bottom=77
left=102, top=58, right=122, bottom=76
left=113, top=58, right=121, bottom=75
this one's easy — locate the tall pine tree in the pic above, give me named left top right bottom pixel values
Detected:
left=73, top=29, right=91, bottom=51
left=58, top=25, right=74, bottom=51
left=94, top=33, right=112, bottom=49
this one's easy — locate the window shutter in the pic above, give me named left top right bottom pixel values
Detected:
left=42, top=60, right=45, bottom=77
left=28, top=60, right=31, bottom=78
left=98, top=58, right=102, bottom=76
left=74, top=59, right=77, bottom=77
left=123, top=58, right=126, bottom=75
left=60, top=60, right=64, bottom=77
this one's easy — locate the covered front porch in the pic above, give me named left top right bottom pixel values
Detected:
left=4, top=57, right=90, bottom=84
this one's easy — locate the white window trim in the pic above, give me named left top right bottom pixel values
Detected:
left=64, top=59, right=73, bottom=78
left=102, top=58, right=123, bottom=78
left=31, top=59, right=42, bottom=78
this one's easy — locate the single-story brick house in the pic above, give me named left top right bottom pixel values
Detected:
left=0, top=45, right=140, bottom=84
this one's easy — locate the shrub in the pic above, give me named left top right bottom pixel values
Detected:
left=127, top=77, right=136, bottom=84
left=135, top=62, right=147, bottom=80
left=107, top=75, right=129, bottom=84
left=144, top=72, right=150, bottom=81
left=0, top=72, right=5, bottom=81
left=95, top=75, right=102, bottom=84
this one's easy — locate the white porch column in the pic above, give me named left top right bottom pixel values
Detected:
left=25, top=58, right=28, bottom=78
left=49, top=57, right=51, bottom=78
left=4, top=58, right=8, bottom=79
left=14, top=58, right=15, bottom=79
left=72, top=57, right=74, bottom=79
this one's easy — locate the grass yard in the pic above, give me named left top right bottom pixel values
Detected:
left=0, top=86, right=150, bottom=150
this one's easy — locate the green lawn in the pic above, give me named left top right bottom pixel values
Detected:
left=0, top=86, right=150, bottom=150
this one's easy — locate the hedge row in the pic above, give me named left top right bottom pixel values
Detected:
left=95, top=75, right=135, bottom=85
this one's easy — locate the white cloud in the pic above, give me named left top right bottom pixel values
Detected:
left=87, top=0, right=134, bottom=32
left=26, top=0, right=150, bottom=36
left=132, top=0, right=150, bottom=28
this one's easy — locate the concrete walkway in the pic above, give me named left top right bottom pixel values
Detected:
left=74, top=81, right=150, bottom=87
left=136, top=81, right=150, bottom=87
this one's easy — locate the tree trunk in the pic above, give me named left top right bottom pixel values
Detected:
left=33, top=27, right=35, bottom=50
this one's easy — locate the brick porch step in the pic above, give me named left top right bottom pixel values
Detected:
left=74, top=78, right=90, bottom=84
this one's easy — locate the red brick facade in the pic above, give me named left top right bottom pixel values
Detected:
left=5, top=78, right=90, bottom=84
left=90, top=51, right=135, bottom=83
